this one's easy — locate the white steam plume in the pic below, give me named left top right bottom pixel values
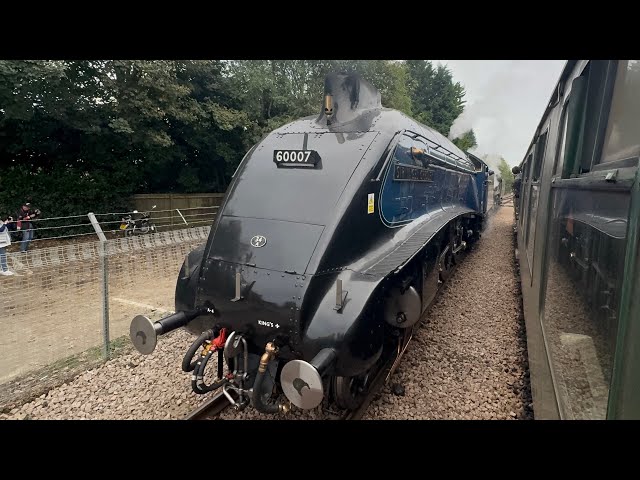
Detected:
left=443, top=60, right=566, bottom=166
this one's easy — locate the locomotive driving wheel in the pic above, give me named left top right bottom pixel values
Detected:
left=332, top=368, right=373, bottom=410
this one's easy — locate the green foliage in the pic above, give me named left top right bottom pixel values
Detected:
left=0, top=59, right=501, bottom=223
left=498, top=157, right=515, bottom=193
left=452, top=129, right=477, bottom=152
left=405, top=61, right=466, bottom=136
left=0, top=60, right=249, bottom=219
left=330, top=60, right=413, bottom=115
left=225, top=60, right=414, bottom=138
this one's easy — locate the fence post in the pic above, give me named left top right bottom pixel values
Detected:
left=88, top=212, right=110, bottom=360
left=170, top=194, right=174, bottom=227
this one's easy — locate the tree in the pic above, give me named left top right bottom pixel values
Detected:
left=329, top=60, right=412, bottom=115
left=0, top=60, right=250, bottom=218
left=498, top=157, right=515, bottom=193
left=0, top=59, right=472, bottom=219
left=0, top=60, right=140, bottom=218
left=452, top=129, right=477, bottom=152
left=225, top=60, right=414, bottom=138
left=405, top=61, right=466, bottom=136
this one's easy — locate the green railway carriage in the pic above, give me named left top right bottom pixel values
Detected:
left=516, top=60, right=640, bottom=419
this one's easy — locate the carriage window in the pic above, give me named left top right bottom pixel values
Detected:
left=541, top=188, right=629, bottom=419
left=522, top=154, right=533, bottom=261
left=601, top=60, right=640, bottom=164
left=523, top=156, right=532, bottom=182
left=554, top=101, right=570, bottom=176
left=525, top=133, right=547, bottom=271
left=579, top=61, right=616, bottom=171
left=520, top=155, right=532, bottom=231
left=562, top=65, right=590, bottom=178
left=532, top=132, right=548, bottom=182
left=560, top=61, right=617, bottom=175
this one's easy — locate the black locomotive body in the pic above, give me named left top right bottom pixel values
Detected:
left=130, top=73, right=493, bottom=414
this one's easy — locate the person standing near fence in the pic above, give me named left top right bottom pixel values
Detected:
left=15, top=202, right=41, bottom=252
left=0, top=217, right=16, bottom=276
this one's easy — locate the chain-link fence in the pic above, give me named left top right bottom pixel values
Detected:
left=0, top=208, right=214, bottom=392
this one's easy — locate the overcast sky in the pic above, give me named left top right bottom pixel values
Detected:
left=436, top=60, right=567, bottom=166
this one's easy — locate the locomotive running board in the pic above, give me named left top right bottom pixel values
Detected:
left=362, top=206, right=474, bottom=279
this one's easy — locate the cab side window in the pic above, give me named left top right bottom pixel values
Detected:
left=393, top=134, right=431, bottom=166
left=410, top=138, right=430, bottom=168
left=394, top=135, right=418, bottom=166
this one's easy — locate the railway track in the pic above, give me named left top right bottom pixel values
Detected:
left=183, top=310, right=421, bottom=420
left=184, top=390, right=232, bottom=420
left=184, top=351, right=395, bottom=421
left=500, top=194, right=514, bottom=207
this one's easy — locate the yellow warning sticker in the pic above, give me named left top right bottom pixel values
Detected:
left=367, top=193, right=375, bottom=214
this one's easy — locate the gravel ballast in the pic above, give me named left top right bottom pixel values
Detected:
left=362, top=206, right=532, bottom=419
left=0, top=206, right=530, bottom=420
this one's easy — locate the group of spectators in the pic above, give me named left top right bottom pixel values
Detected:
left=0, top=202, right=41, bottom=276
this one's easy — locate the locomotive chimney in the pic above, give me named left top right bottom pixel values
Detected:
left=320, top=72, right=381, bottom=125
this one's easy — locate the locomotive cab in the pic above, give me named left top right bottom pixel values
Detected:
left=130, top=72, right=489, bottom=415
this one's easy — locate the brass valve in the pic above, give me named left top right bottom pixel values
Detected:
left=259, top=342, right=278, bottom=373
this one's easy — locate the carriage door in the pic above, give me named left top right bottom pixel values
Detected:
left=525, top=131, right=548, bottom=276
left=520, top=153, right=533, bottom=234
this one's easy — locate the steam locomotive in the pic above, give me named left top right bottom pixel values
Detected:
left=130, top=73, right=495, bottom=415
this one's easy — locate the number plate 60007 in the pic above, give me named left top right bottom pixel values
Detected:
left=273, top=150, right=320, bottom=168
